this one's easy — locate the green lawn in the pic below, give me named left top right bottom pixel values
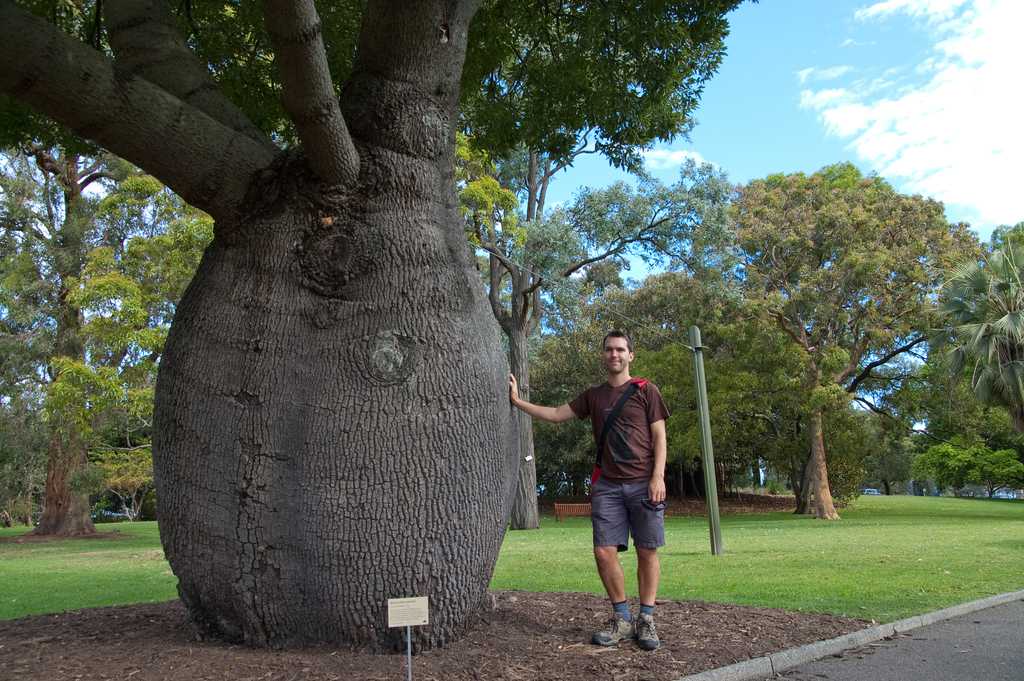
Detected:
left=2, top=495, right=1022, bottom=622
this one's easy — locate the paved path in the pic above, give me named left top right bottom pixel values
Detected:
left=774, top=598, right=1024, bottom=681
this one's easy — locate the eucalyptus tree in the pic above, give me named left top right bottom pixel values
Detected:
left=941, top=242, right=1024, bottom=432
left=735, top=164, right=979, bottom=519
left=0, top=146, right=123, bottom=535
left=1, top=144, right=208, bottom=532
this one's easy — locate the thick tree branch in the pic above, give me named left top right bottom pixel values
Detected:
left=0, top=3, right=276, bottom=222
left=562, top=214, right=671, bottom=278
left=478, top=242, right=516, bottom=276
left=772, top=311, right=811, bottom=352
left=262, top=0, right=359, bottom=186
left=853, top=397, right=948, bottom=444
left=845, top=336, right=927, bottom=393
left=79, top=171, right=116, bottom=192
left=485, top=253, right=511, bottom=331
left=104, top=0, right=272, bottom=150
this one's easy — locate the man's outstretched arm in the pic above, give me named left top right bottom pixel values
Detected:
left=508, top=374, right=576, bottom=423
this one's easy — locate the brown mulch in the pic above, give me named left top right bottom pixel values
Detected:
left=0, top=591, right=867, bottom=681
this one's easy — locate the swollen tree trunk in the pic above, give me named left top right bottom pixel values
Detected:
left=806, top=409, right=839, bottom=520
left=155, top=152, right=515, bottom=648
left=153, top=1, right=514, bottom=650
left=508, top=328, right=539, bottom=530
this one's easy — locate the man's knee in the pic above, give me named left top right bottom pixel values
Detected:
left=636, top=546, right=659, bottom=564
left=594, top=545, right=619, bottom=563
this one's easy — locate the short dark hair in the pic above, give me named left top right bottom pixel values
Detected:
left=602, top=330, right=633, bottom=352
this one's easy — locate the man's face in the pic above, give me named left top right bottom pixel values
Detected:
left=602, top=337, right=634, bottom=375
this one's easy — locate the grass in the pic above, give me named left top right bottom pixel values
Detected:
left=493, top=494, right=1024, bottom=622
left=2, top=495, right=1022, bottom=623
left=0, top=522, right=178, bottom=620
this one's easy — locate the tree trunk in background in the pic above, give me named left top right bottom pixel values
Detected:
left=154, top=78, right=517, bottom=649
left=507, top=328, right=539, bottom=529
left=794, top=453, right=812, bottom=515
left=33, top=178, right=96, bottom=537
left=806, top=409, right=839, bottom=520
left=35, top=431, right=94, bottom=535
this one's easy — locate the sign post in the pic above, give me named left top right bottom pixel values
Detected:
left=387, top=597, right=429, bottom=681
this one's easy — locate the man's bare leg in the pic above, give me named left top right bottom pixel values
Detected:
left=635, top=546, right=661, bottom=650
left=594, top=545, right=626, bottom=603
left=636, top=547, right=660, bottom=605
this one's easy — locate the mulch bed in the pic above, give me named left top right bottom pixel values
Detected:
left=0, top=591, right=867, bottom=681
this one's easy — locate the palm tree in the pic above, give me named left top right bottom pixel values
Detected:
left=941, top=242, right=1024, bottom=432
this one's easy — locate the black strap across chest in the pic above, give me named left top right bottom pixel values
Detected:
left=595, top=382, right=640, bottom=467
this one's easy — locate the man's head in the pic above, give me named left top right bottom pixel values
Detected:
left=601, top=330, right=635, bottom=377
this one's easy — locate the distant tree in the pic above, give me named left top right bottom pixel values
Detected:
left=967, top=447, right=1024, bottom=497
left=89, top=447, right=153, bottom=520
left=1, top=148, right=208, bottom=534
left=735, top=163, right=979, bottom=519
left=0, top=146, right=122, bottom=535
left=986, top=221, right=1024, bottom=252
left=912, top=440, right=978, bottom=496
left=0, top=396, right=47, bottom=526
left=864, top=436, right=914, bottom=495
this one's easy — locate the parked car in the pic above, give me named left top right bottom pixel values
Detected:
left=861, top=488, right=882, bottom=495
left=91, top=509, right=130, bottom=522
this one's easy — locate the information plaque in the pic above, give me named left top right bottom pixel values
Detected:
left=387, top=597, right=429, bottom=628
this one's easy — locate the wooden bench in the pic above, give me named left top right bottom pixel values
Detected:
left=553, top=502, right=591, bottom=521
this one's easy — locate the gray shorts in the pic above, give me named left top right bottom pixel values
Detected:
left=591, top=477, right=665, bottom=552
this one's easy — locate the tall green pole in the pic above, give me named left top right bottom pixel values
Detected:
left=689, top=326, right=723, bottom=555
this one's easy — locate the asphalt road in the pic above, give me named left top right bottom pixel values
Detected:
left=774, top=598, right=1024, bottom=681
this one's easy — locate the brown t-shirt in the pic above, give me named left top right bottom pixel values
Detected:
left=569, top=380, right=670, bottom=482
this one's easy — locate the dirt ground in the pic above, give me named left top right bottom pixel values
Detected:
left=0, top=590, right=867, bottom=681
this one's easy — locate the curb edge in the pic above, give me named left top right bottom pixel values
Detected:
left=673, top=588, right=1024, bottom=681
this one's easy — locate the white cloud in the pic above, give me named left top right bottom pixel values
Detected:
left=855, top=0, right=970, bottom=22
left=800, top=88, right=851, bottom=110
left=840, top=38, right=875, bottom=47
left=642, top=149, right=706, bottom=171
left=806, top=0, right=1023, bottom=230
left=797, top=65, right=854, bottom=84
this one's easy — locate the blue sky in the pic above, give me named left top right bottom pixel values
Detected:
left=546, top=0, right=1021, bottom=243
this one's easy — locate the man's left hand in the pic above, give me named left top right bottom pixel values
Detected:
left=649, top=476, right=666, bottom=504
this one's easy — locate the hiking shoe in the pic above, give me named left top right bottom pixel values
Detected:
left=635, top=612, right=660, bottom=650
left=591, top=614, right=634, bottom=646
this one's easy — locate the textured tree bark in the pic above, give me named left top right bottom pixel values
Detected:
left=806, top=410, right=839, bottom=520
left=149, top=0, right=516, bottom=650
left=36, top=431, right=94, bottom=536
left=507, top=327, right=539, bottom=530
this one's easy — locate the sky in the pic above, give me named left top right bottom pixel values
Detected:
left=545, top=0, right=1022, bottom=244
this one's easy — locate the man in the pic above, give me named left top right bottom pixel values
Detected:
left=508, top=330, right=669, bottom=651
